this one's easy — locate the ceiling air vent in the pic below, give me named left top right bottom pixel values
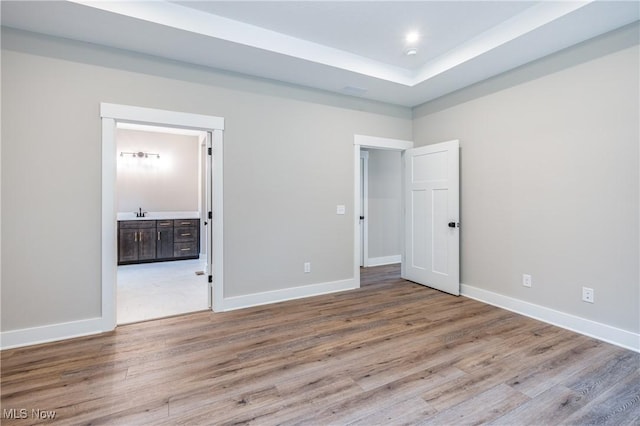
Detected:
left=342, top=86, right=368, bottom=96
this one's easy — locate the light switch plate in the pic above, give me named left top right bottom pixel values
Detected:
left=336, top=205, right=346, bottom=215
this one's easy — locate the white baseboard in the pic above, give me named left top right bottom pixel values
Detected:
left=461, top=284, right=640, bottom=353
left=0, top=317, right=105, bottom=350
left=222, top=278, right=357, bottom=311
left=366, top=255, right=401, bottom=267
left=7, top=281, right=635, bottom=353
left=1, top=279, right=358, bottom=349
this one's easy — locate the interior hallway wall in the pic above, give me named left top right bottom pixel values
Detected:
left=365, top=149, right=402, bottom=264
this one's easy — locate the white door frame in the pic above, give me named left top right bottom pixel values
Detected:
left=101, top=103, right=225, bottom=331
left=353, top=134, right=413, bottom=287
left=360, top=150, right=369, bottom=267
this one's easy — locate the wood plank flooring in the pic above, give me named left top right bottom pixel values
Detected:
left=1, top=264, right=638, bottom=425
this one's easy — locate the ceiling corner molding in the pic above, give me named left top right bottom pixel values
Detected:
left=412, top=1, right=594, bottom=84
left=68, top=0, right=415, bottom=85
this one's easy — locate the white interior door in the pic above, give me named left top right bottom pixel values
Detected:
left=205, top=132, right=214, bottom=309
left=402, top=140, right=460, bottom=295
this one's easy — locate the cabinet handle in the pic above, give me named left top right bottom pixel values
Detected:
left=134, top=232, right=138, bottom=242
left=139, top=232, right=142, bottom=242
left=158, top=231, right=161, bottom=241
left=180, top=248, right=190, bottom=251
left=180, top=222, right=190, bottom=225
left=181, top=233, right=191, bottom=237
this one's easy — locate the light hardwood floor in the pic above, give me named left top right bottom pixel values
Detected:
left=1, top=265, right=638, bottom=425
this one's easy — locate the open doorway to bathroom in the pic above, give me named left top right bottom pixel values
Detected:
left=115, top=123, right=209, bottom=324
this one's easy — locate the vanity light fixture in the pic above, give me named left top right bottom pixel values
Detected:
left=120, top=151, right=160, bottom=159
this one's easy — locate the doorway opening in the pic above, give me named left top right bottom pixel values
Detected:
left=101, top=103, right=224, bottom=332
left=353, top=135, right=460, bottom=296
left=359, top=149, right=403, bottom=269
left=115, top=123, right=208, bottom=324
left=353, top=135, right=413, bottom=287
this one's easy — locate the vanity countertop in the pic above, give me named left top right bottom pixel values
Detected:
left=117, top=211, right=200, bottom=221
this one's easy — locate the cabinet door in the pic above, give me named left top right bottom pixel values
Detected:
left=118, top=228, right=139, bottom=263
left=138, top=228, right=157, bottom=261
left=156, top=228, right=174, bottom=259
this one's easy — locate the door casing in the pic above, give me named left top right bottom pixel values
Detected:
left=360, top=150, right=369, bottom=267
left=101, top=103, right=225, bottom=331
left=353, top=135, right=413, bottom=287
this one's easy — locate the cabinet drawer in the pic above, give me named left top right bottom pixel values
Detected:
left=174, top=227, right=197, bottom=242
left=174, top=219, right=198, bottom=227
left=174, top=242, right=198, bottom=257
left=119, top=220, right=156, bottom=229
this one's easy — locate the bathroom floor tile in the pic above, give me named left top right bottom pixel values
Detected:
left=117, top=257, right=209, bottom=324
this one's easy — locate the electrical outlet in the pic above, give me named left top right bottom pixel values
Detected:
left=304, top=262, right=311, bottom=273
left=582, top=287, right=594, bottom=303
left=522, top=274, right=532, bottom=288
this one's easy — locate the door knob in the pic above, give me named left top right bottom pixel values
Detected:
left=448, top=222, right=459, bottom=228
left=360, top=216, right=365, bottom=220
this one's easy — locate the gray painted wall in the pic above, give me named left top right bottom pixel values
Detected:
left=116, top=129, right=200, bottom=214
left=413, top=29, right=639, bottom=333
left=2, top=24, right=637, bottom=338
left=365, top=149, right=402, bottom=260
left=1, top=29, right=412, bottom=331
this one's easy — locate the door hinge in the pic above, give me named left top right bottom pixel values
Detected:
left=208, top=147, right=212, bottom=156
left=208, top=275, right=213, bottom=283
left=208, top=211, right=213, bottom=219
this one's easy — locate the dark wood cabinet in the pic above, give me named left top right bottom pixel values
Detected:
left=118, top=218, right=199, bottom=265
left=138, top=228, right=157, bottom=261
left=118, top=221, right=156, bottom=264
left=156, top=220, right=174, bottom=259
left=118, top=228, right=139, bottom=263
left=173, top=219, right=199, bottom=258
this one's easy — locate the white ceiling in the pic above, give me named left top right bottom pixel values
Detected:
left=2, top=1, right=638, bottom=107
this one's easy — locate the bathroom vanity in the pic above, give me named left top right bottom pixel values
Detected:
left=117, top=212, right=200, bottom=265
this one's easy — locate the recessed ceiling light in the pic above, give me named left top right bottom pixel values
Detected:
left=405, top=48, right=418, bottom=56
left=405, top=32, right=420, bottom=44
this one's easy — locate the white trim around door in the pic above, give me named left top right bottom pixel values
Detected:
left=360, top=150, right=369, bottom=267
left=101, top=103, right=225, bottom=332
left=353, top=134, right=413, bottom=288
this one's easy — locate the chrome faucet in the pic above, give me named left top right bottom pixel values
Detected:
left=135, top=207, right=147, bottom=218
